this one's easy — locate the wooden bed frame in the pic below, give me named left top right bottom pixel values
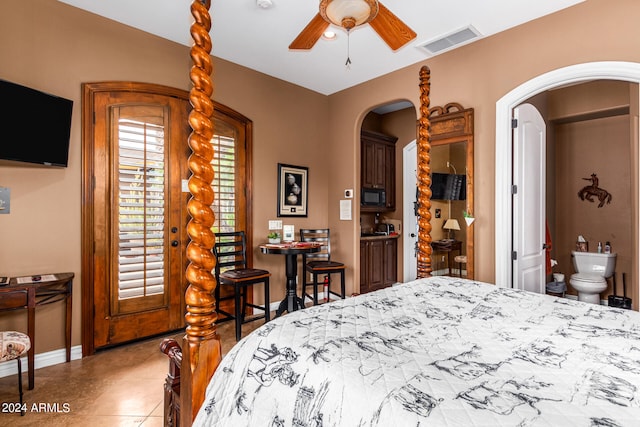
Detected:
left=161, top=2, right=445, bottom=425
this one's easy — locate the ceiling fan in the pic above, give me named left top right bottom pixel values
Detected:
left=289, top=0, right=417, bottom=51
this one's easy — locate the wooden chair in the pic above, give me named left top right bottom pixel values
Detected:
left=300, top=228, right=346, bottom=305
left=0, top=331, right=31, bottom=416
left=213, top=231, right=271, bottom=341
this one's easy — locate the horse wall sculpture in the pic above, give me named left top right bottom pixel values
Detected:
left=578, top=173, right=612, bottom=208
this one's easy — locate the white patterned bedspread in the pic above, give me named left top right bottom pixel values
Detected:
left=194, top=276, right=640, bottom=426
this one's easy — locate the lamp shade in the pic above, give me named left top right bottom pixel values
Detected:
left=443, top=218, right=461, bottom=231
left=321, top=0, right=378, bottom=30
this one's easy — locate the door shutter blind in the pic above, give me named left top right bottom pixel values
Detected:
left=117, top=118, right=166, bottom=300
left=211, top=133, right=236, bottom=233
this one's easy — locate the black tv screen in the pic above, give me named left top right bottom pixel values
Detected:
left=432, top=172, right=466, bottom=200
left=0, top=79, right=73, bottom=167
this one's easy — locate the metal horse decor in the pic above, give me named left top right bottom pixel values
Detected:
left=578, top=173, right=612, bottom=208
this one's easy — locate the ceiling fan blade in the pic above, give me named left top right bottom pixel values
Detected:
left=369, top=2, right=417, bottom=51
left=289, top=13, right=330, bottom=50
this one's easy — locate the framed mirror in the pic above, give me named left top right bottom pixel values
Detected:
left=428, top=103, right=474, bottom=279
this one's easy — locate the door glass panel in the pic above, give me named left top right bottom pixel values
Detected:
left=115, top=106, right=167, bottom=309
left=211, top=119, right=237, bottom=234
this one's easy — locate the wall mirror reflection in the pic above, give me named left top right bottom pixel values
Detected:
left=428, top=104, right=474, bottom=279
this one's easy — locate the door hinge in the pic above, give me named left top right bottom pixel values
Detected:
left=512, top=251, right=518, bottom=260
left=512, top=184, right=518, bottom=195
left=511, top=118, right=518, bottom=128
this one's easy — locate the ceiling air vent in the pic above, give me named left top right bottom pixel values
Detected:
left=418, top=26, right=481, bottom=55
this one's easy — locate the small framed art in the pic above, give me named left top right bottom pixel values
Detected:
left=277, top=163, right=308, bottom=217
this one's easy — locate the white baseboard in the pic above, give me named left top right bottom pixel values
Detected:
left=0, top=345, right=82, bottom=379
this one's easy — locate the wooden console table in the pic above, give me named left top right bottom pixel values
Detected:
left=0, top=272, right=73, bottom=389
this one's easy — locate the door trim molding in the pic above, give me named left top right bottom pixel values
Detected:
left=495, top=61, right=640, bottom=288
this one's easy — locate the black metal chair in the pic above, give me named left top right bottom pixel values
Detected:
left=213, top=231, right=271, bottom=341
left=300, top=228, right=346, bottom=305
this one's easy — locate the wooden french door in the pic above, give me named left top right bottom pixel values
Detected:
left=82, top=83, right=254, bottom=354
left=82, top=83, right=190, bottom=353
left=210, top=104, right=253, bottom=315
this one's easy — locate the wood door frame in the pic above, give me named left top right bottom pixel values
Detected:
left=82, top=82, right=254, bottom=356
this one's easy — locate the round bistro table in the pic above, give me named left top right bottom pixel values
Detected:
left=260, top=242, right=321, bottom=317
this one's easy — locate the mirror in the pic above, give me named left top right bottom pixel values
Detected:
left=428, top=104, right=474, bottom=279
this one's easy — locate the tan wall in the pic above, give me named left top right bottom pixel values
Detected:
left=0, top=0, right=328, bottom=354
left=555, top=116, right=631, bottom=296
left=327, top=0, right=640, bottom=292
left=547, top=81, right=633, bottom=298
left=2, top=0, right=640, bottom=356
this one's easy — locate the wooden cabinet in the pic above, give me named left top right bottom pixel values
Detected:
left=383, top=238, right=398, bottom=285
left=360, top=237, right=397, bottom=294
left=361, top=130, right=397, bottom=211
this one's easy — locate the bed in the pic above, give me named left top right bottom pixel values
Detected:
left=161, top=2, right=640, bottom=426
left=193, top=275, right=640, bottom=426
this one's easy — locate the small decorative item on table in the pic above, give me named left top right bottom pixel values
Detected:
left=267, top=232, right=281, bottom=244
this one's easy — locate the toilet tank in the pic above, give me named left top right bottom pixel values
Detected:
left=571, top=251, right=617, bottom=278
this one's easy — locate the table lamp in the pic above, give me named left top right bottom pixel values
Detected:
left=443, top=218, right=460, bottom=240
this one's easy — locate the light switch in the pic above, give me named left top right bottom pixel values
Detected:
left=0, top=187, right=10, bottom=214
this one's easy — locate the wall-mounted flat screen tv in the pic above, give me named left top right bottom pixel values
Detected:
left=0, top=79, right=73, bottom=167
left=431, top=172, right=466, bottom=201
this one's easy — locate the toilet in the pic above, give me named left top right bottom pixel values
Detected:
left=570, top=251, right=616, bottom=304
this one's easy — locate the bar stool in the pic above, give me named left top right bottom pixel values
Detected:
left=0, top=331, right=31, bottom=415
left=300, top=228, right=346, bottom=305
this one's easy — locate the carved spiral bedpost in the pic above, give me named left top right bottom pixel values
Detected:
left=181, top=0, right=222, bottom=424
left=416, top=66, right=433, bottom=278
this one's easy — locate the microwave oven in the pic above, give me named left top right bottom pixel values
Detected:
left=361, top=187, right=386, bottom=207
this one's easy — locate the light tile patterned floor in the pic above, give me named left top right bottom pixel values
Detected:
left=0, top=320, right=261, bottom=426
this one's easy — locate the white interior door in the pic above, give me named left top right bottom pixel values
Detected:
left=513, top=103, right=546, bottom=293
left=403, top=140, right=418, bottom=282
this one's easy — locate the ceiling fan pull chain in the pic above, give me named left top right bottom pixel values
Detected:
left=345, top=30, right=352, bottom=69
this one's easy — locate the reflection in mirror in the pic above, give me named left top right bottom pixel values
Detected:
left=428, top=104, right=474, bottom=279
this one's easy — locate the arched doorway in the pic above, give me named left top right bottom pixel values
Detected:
left=494, top=61, right=640, bottom=310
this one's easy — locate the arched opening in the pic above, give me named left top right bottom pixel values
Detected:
left=358, top=100, right=417, bottom=291
left=495, top=61, right=640, bottom=310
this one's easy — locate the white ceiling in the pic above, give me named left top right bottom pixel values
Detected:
left=58, top=0, right=584, bottom=95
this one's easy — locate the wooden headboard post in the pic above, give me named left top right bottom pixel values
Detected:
left=416, top=65, right=433, bottom=278
left=181, top=0, right=222, bottom=424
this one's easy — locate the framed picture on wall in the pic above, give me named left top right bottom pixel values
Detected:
left=277, top=163, right=308, bottom=217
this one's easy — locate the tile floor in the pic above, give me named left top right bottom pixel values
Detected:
left=0, top=320, right=260, bottom=426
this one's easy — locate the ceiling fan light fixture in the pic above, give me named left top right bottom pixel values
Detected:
left=320, top=0, right=378, bottom=30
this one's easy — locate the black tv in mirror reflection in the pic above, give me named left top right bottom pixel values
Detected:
left=431, top=172, right=466, bottom=201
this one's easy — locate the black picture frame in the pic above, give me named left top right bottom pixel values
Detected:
left=277, top=163, right=308, bottom=217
